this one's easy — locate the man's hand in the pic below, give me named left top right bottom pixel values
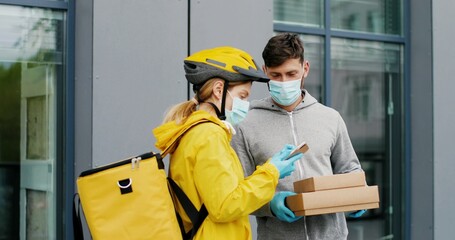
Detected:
left=270, top=191, right=303, bottom=223
left=348, top=209, right=367, bottom=218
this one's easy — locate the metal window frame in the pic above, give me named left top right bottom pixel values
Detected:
left=0, top=0, right=75, bottom=239
left=274, top=0, right=410, bottom=239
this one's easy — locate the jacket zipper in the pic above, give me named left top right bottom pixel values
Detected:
left=287, top=111, right=310, bottom=239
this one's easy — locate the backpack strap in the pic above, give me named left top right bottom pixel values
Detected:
left=73, top=193, right=84, bottom=240
left=162, top=120, right=211, bottom=239
left=168, top=178, right=208, bottom=239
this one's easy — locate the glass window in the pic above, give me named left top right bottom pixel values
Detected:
left=331, top=37, right=403, bottom=239
left=300, top=34, right=324, bottom=102
left=274, top=0, right=324, bottom=28
left=0, top=5, right=65, bottom=239
left=331, top=0, right=402, bottom=35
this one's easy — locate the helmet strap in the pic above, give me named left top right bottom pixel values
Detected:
left=207, top=102, right=222, bottom=118
left=206, top=80, right=229, bottom=120
left=219, top=80, right=229, bottom=120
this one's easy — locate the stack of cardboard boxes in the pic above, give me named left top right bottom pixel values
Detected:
left=286, top=172, right=379, bottom=216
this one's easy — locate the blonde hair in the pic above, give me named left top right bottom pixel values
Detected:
left=163, top=79, right=218, bottom=124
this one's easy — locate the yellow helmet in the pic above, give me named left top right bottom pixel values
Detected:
left=184, top=46, right=269, bottom=86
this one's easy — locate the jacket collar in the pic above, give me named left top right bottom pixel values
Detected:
left=153, top=110, right=229, bottom=155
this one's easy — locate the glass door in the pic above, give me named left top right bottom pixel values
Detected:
left=331, top=38, right=403, bottom=239
left=20, top=64, right=57, bottom=239
left=0, top=5, right=65, bottom=239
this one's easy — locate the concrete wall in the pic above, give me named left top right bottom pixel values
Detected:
left=432, top=0, right=455, bottom=239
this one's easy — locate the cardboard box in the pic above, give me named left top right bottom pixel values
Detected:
left=286, top=186, right=379, bottom=216
left=294, top=202, right=379, bottom=216
left=293, top=172, right=366, bottom=193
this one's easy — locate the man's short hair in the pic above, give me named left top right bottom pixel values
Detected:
left=262, top=32, right=305, bottom=67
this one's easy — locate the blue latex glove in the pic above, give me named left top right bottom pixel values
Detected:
left=270, top=191, right=303, bottom=223
left=348, top=209, right=367, bottom=218
left=270, top=144, right=304, bottom=179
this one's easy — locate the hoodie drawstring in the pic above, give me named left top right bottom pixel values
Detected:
left=287, top=111, right=310, bottom=240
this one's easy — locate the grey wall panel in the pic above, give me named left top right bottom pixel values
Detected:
left=74, top=0, right=94, bottom=237
left=433, top=0, right=455, bottom=239
left=75, top=0, right=93, bottom=175
left=190, top=0, right=274, bottom=102
left=410, top=0, right=433, bottom=239
left=92, top=0, right=188, bottom=166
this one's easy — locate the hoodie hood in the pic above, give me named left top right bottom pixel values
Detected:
left=153, top=110, right=229, bottom=155
left=250, top=89, right=318, bottom=113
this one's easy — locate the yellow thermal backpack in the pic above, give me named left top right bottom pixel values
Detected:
left=73, top=151, right=207, bottom=240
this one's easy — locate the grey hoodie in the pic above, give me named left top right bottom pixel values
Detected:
left=231, top=90, right=362, bottom=240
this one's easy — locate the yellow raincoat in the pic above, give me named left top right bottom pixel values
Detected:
left=154, top=110, right=279, bottom=240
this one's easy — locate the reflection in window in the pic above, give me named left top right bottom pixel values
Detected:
left=331, top=38, right=401, bottom=152
left=331, top=37, right=403, bottom=239
left=26, top=190, right=49, bottom=239
left=300, top=34, right=324, bottom=102
left=331, top=0, right=402, bottom=35
left=27, top=96, right=50, bottom=160
left=274, top=0, right=323, bottom=28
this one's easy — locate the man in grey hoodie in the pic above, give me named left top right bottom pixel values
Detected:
left=231, top=33, right=365, bottom=240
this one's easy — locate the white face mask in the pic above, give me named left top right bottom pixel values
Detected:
left=268, top=79, right=302, bottom=106
left=225, top=91, right=250, bottom=125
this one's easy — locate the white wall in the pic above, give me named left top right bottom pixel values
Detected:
left=433, top=0, right=455, bottom=239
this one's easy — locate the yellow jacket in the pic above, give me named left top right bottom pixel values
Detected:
left=154, top=110, right=279, bottom=240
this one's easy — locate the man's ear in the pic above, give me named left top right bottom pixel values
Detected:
left=262, top=65, right=267, bottom=74
left=303, top=60, right=310, bottom=78
left=212, top=79, right=224, bottom=100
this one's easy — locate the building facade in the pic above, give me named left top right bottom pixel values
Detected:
left=0, top=0, right=453, bottom=239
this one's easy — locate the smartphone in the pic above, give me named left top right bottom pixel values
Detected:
left=288, top=141, right=309, bottom=159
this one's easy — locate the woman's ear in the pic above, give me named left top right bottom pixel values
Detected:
left=212, top=79, right=224, bottom=100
